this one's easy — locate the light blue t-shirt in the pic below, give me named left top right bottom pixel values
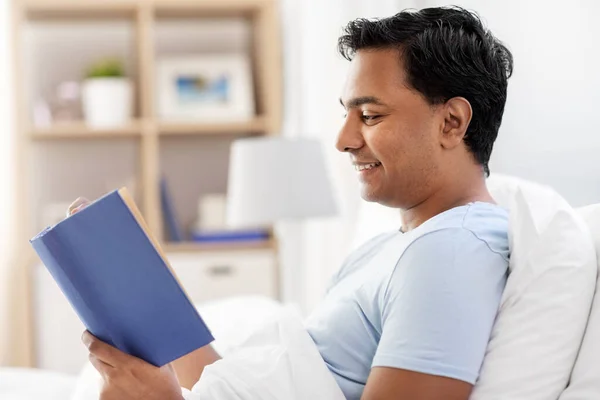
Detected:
left=305, top=202, right=509, bottom=400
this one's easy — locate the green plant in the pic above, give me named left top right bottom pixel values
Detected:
left=85, top=58, right=125, bottom=79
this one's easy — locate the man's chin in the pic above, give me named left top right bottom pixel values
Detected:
left=360, top=187, right=401, bottom=208
left=360, top=187, right=382, bottom=203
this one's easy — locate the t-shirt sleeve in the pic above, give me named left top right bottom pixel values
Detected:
left=372, top=228, right=508, bottom=384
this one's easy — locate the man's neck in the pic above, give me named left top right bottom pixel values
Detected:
left=400, top=171, right=494, bottom=232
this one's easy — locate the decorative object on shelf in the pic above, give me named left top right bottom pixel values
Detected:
left=82, top=57, right=133, bottom=129
left=52, top=81, right=82, bottom=122
left=226, top=137, right=339, bottom=310
left=160, top=176, right=184, bottom=242
left=156, top=54, right=254, bottom=123
left=196, top=193, right=228, bottom=231
left=190, top=193, right=269, bottom=244
left=32, top=97, right=52, bottom=128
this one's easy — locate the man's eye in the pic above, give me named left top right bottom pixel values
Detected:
left=361, top=115, right=380, bottom=122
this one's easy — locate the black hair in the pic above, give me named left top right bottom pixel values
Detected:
left=338, top=6, right=513, bottom=176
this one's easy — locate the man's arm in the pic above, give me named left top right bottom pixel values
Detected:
left=362, top=367, right=472, bottom=400
left=171, top=344, right=221, bottom=390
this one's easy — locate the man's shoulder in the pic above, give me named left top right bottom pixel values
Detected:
left=418, top=202, right=508, bottom=231
left=408, top=202, right=510, bottom=262
left=384, top=204, right=510, bottom=299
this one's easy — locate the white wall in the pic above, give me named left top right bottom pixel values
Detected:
left=422, top=0, right=600, bottom=206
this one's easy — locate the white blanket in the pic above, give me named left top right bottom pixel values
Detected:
left=183, top=309, right=345, bottom=400
left=70, top=306, right=344, bottom=400
left=0, top=368, right=76, bottom=400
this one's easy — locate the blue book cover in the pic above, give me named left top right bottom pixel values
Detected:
left=30, top=188, right=214, bottom=367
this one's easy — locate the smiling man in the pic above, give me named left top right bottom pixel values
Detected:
left=80, top=6, right=513, bottom=400
left=304, top=6, right=513, bottom=400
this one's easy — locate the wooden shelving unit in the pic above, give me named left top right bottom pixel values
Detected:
left=11, top=0, right=282, bottom=368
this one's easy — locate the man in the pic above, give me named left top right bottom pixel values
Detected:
left=77, top=6, right=513, bottom=400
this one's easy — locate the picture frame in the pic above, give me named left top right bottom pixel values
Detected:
left=156, top=54, right=255, bottom=122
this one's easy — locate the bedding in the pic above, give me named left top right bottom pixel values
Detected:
left=181, top=308, right=344, bottom=399
left=0, top=367, right=76, bottom=400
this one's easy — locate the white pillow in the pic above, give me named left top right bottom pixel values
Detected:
left=559, top=204, right=600, bottom=400
left=470, top=174, right=597, bottom=399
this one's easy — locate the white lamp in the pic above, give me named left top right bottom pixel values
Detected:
left=226, top=137, right=338, bottom=310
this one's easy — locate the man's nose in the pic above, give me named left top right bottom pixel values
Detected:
left=335, top=116, right=364, bottom=153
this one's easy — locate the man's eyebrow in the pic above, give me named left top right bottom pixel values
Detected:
left=339, top=96, right=385, bottom=108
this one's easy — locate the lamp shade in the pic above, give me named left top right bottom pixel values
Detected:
left=226, top=137, right=338, bottom=227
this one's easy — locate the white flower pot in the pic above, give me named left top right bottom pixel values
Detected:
left=82, top=78, right=133, bottom=128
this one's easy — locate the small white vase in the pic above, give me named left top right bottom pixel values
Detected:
left=82, top=78, right=133, bottom=128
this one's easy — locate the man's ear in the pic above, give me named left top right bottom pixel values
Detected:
left=440, top=97, right=472, bottom=149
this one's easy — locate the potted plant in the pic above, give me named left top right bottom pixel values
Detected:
left=82, top=58, right=133, bottom=128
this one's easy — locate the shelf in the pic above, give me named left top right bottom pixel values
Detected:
left=30, top=121, right=142, bottom=140
left=29, top=118, right=269, bottom=139
left=21, top=0, right=273, bottom=20
left=158, top=117, right=268, bottom=136
left=163, top=239, right=276, bottom=253
left=22, top=0, right=138, bottom=20
left=155, top=0, right=267, bottom=18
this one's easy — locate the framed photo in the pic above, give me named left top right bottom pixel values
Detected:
left=156, top=54, right=255, bottom=122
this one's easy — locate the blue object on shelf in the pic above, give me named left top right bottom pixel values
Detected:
left=191, top=228, right=270, bottom=243
left=160, top=176, right=183, bottom=242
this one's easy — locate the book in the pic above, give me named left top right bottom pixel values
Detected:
left=30, top=188, right=214, bottom=367
left=160, top=176, right=184, bottom=242
left=190, top=228, right=270, bottom=243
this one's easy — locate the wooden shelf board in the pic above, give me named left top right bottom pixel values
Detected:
left=21, top=0, right=273, bottom=19
left=158, top=117, right=268, bottom=136
left=30, top=121, right=142, bottom=140
left=155, top=1, right=264, bottom=18
left=163, top=239, right=275, bottom=253
left=21, top=0, right=138, bottom=20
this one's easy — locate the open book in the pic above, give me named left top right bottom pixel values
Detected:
left=30, top=187, right=214, bottom=367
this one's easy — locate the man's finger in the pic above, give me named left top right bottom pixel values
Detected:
left=89, top=353, right=113, bottom=378
left=82, top=331, right=127, bottom=367
left=67, top=197, right=90, bottom=216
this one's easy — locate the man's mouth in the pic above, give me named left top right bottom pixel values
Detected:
left=354, top=162, right=382, bottom=172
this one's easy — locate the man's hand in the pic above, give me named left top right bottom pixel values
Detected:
left=82, top=331, right=184, bottom=400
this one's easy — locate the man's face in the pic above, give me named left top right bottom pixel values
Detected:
left=337, top=49, right=444, bottom=209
